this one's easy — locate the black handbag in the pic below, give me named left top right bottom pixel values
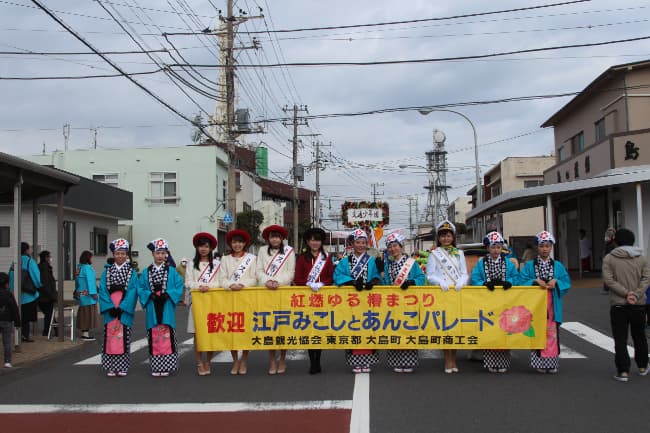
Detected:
left=21, top=259, right=37, bottom=295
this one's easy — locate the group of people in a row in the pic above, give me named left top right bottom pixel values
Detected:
left=2, top=221, right=647, bottom=382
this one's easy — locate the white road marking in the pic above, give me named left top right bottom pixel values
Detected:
left=74, top=337, right=149, bottom=365
left=559, top=343, right=586, bottom=359
left=349, top=373, right=370, bottom=433
left=0, top=401, right=353, bottom=414
left=209, top=349, right=308, bottom=363
left=561, top=321, right=634, bottom=356
left=419, top=350, right=443, bottom=359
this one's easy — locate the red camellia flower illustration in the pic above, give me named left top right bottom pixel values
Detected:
left=498, top=305, right=533, bottom=334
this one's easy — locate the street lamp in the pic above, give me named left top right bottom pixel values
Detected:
left=418, top=108, right=481, bottom=206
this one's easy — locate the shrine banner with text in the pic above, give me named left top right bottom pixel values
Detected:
left=191, top=286, right=547, bottom=351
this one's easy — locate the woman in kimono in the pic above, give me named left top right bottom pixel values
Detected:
left=294, top=227, right=334, bottom=374
left=256, top=225, right=295, bottom=375
left=218, top=229, right=257, bottom=375
left=519, top=230, right=571, bottom=374
left=76, top=250, right=99, bottom=342
left=98, top=239, right=138, bottom=377
left=138, top=238, right=184, bottom=377
left=426, top=220, right=469, bottom=373
left=383, top=232, right=425, bottom=373
left=470, top=231, right=520, bottom=373
left=186, top=232, right=221, bottom=376
left=334, top=228, right=382, bottom=373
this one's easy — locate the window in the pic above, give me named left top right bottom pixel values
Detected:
left=92, top=173, right=119, bottom=187
left=222, top=180, right=227, bottom=205
left=558, top=146, right=568, bottom=161
left=243, top=202, right=252, bottom=212
left=556, top=171, right=561, bottom=183
left=0, top=226, right=9, bottom=247
left=574, top=161, right=580, bottom=178
left=570, top=131, right=585, bottom=154
left=585, top=156, right=591, bottom=173
left=595, top=118, right=606, bottom=143
left=524, top=180, right=543, bottom=188
left=93, top=227, right=108, bottom=256
left=149, top=172, right=178, bottom=205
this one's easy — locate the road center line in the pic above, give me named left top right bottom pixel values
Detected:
left=349, top=373, right=370, bottom=433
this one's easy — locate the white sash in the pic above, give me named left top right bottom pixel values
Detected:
left=393, top=257, right=416, bottom=286
left=197, top=259, right=221, bottom=284
left=231, top=253, right=255, bottom=282
left=307, top=253, right=328, bottom=283
left=431, top=248, right=462, bottom=285
left=264, top=246, right=294, bottom=277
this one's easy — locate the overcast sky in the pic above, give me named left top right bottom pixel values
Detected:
left=2, top=0, right=649, bottom=231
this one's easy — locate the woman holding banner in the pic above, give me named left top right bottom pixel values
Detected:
left=218, top=229, right=257, bottom=375
left=383, top=232, right=425, bottom=373
left=98, top=239, right=138, bottom=377
left=138, top=238, right=184, bottom=377
left=256, top=225, right=296, bottom=375
left=186, top=232, right=221, bottom=376
left=334, top=228, right=382, bottom=373
left=426, top=220, right=468, bottom=373
left=294, top=227, right=334, bottom=374
left=470, top=231, right=520, bottom=373
left=519, top=231, right=571, bottom=374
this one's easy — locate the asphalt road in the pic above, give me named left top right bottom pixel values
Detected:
left=0, top=285, right=648, bottom=433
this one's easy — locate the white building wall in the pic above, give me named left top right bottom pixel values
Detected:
left=24, top=146, right=229, bottom=260
left=0, top=204, right=118, bottom=277
left=619, top=184, right=650, bottom=259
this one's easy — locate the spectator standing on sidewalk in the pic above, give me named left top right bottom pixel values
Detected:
left=75, top=250, right=99, bottom=341
left=8, top=242, right=41, bottom=342
left=37, top=250, right=57, bottom=336
left=0, top=272, right=20, bottom=368
left=602, top=228, right=650, bottom=382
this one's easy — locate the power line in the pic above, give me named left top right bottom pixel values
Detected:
left=28, top=0, right=209, bottom=136
left=0, top=49, right=168, bottom=55
left=0, top=68, right=164, bottom=80
left=169, top=35, right=650, bottom=68
left=166, top=0, right=592, bottom=35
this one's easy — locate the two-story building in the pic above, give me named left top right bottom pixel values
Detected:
left=466, top=60, right=650, bottom=270
left=466, top=156, right=554, bottom=250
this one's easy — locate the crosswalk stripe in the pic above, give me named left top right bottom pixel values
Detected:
left=561, top=321, right=634, bottom=356
left=72, top=322, right=612, bottom=366
left=74, top=338, right=149, bottom=365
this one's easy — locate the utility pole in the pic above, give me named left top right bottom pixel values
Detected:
left=63, top=123, right=70, bottom=151
left=371, top=182, right=384, bottom=202
left=313, top=140, right=331, bottom=228
left=225, top=0, right=237, bottom=228
left=91, top=128, right=98, bottom=149
left=283, top=104, right=308, bottom=246
left=216, top=1, right=263, bottom=230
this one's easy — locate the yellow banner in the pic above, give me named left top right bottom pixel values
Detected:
left=191, top=286, right=547, bottom=350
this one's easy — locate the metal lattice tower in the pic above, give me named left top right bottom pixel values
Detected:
left=423, top=130, right=450, bottom=223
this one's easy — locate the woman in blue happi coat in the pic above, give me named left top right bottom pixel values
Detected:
left=138, top=238, right=184, bottom=377
left=518, top=230, right=571, bottom=374
left=334, top=228, right=382, bottom=373
left=382, top=232, right=425, bottom=373
left=98, top=238, right=139, bottom=377
left=8, top=242, right=41, bottom=342
left=470, top=231, right=520, bottom=373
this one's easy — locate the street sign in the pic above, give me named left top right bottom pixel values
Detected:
left=223, top=211, right=233, bottom=224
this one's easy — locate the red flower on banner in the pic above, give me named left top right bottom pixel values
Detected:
left=498, top=305, right=533, bottom=334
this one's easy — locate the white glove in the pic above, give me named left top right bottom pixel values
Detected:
left=439, top=283, right=450, bottom=292
left=454, top=284, right=462, bottom=292
left=308, top=282, right=323, bottom=292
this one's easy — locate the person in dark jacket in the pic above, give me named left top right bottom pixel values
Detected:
left=37, top=250, right=58, bottom=336
left=0, top=272, right=21, bottom=367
